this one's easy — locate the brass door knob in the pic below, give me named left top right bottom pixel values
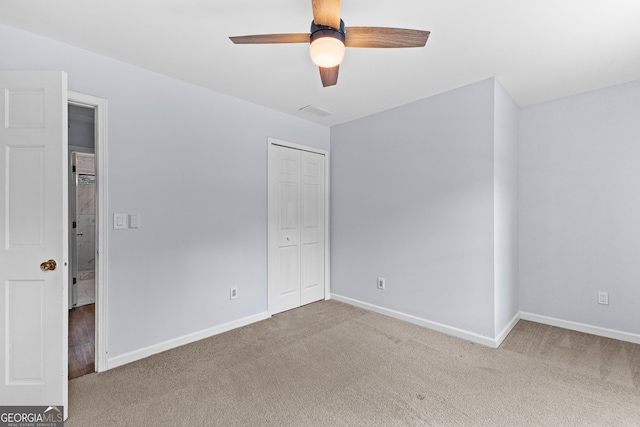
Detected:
left=40, top=259, right=57, bottom=271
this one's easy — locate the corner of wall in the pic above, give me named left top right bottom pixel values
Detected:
left=493, top=79, right=520, bottom=338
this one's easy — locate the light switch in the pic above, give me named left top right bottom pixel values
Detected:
left=129, top=214, right=139, bottom=229
left=114, top=213, right=127, bottom=230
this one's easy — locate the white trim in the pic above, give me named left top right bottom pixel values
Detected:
left=495, top=312, right=520, bottom=347
left=67, top=91, right=109, bottom=372
left=267, top=137, right=331, bottom=314
left=324, top=147, right=330, bottom=302
left=325, top=297, right=640, bottom=348
left=520, top=312, right=640, bottom=345
left=106, top=312, right=270, bottom=370
left=331, top=294, right=500, bottom=348
left=269, top=138, right=328, bottom=156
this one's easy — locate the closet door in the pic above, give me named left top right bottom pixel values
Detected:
left=268, top=144, right=325, bottom=314
left=300, top=150, right=325, bottom=305
left=268, top=145, right=302, bottom=314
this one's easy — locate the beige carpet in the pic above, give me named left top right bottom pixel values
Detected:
left=67, top=300, right=640, bottom=426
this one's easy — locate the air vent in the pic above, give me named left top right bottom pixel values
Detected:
left=299, top=105, right=333, bottom=118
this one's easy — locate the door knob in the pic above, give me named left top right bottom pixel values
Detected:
left=40, top=259, right=57, bottom=271
left=77, top=231, right=84, bottom=236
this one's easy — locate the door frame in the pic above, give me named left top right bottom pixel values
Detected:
left=68, top=91, right=109, bottom=372
left=267, top=137, right=330, bottom=315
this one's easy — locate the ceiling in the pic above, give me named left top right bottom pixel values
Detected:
left=2, top=0, right=639, bottom=126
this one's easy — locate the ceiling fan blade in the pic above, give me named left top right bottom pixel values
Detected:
left=345, top=27, right=430, bottom=48
left=229, top=33, right=310, bottom=44
left=319, top=65, right=339, bottom=87
left=312, top=0, right=341, bottom=29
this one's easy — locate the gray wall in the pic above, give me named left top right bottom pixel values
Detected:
left=0, top=24, right=329, bottom=358
left=331, top=79, right=503, bottom=339
left=493, top=82, right=519, bottom=336
left=519, top=80, right=640, bottom=335
left=68, top=119, right=94, bottom=149
left=4, top=22, right=637, bottom=357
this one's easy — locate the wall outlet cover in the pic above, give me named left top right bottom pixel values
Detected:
left=597, top=291, right=609, bottom=305
left=128, top=214, right=139, bottom=229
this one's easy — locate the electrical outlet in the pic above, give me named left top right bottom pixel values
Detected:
left=597, top=291, right=609, bottom=305
left=230, top=286, right=238, bottom=300
left=128, top=214, right=139, bottom=229
left=377, top=277, right=385, bottom=290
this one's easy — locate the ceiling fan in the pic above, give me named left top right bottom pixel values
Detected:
left=229, top=0, right=430, bottom=87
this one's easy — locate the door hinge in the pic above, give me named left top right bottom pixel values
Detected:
left=72, top=165, right=76, bottom=173
left=72, top=221, right=77, bottom=228
left=73, top=277, right=77, bottom=284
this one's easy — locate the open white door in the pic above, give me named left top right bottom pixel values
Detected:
left=0, top=71, right=68, bottom=417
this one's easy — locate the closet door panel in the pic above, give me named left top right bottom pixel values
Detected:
left=268, top=145, right=302, bottom=313
left=300, top=151, right=325, bottom=305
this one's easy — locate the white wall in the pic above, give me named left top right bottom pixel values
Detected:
left=493, top=82, right=519, bottom=336
left=519, top=80, right=640, bottom=335
left=331, top=79, right=499, bottom=338
left=0, top=24, right=329, bottom=359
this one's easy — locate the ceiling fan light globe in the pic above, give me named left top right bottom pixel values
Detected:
left=310, top=36, right=345, bottom=68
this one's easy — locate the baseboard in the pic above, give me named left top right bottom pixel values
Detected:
left=106, top=311, right=271, bottom=370
left=519, top=312, right=640, bottom=345
left=331, top=294, right=499, bottom=348
left=495, top=312, right=520, bottom=347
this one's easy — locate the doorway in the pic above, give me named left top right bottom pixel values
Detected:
left=0, top=73, right=108, bottom=413
left=67, top=91, right=108, bottom=375
left=68, top=105, right=96, bottom=379
left=267, top=138, right=330, bottom=315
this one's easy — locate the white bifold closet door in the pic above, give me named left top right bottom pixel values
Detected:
left=268, top=144, right=325, bottom=315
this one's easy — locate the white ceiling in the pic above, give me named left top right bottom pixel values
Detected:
left=2, top=0, right=639, bottom=126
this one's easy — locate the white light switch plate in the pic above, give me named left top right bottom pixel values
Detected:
left=114, top=213, right=127, bottom=230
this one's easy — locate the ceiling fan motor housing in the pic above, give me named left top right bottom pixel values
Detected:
left=309, top=19, right=346, bottom=68
left=310, top=19, right=346, bottom=44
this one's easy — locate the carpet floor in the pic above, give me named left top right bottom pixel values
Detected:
left=67, top=300, right=640, bottom=426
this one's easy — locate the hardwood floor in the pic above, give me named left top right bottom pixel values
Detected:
left=68, top=303, right=95, bottom=380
